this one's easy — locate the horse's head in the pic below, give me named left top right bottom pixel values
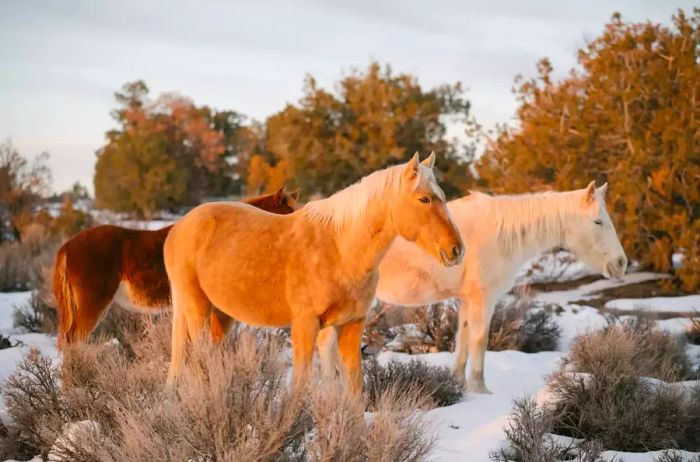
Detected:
left=563, top=181, right=627, bottom=280
left=391, top=152, right=464, bottom=267
left=272, top=187, right=300, bottom=214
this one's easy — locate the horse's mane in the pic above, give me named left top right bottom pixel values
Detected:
left=303, top=165, right=406, bottom=229
left=470, top=189, right=586, bottom=256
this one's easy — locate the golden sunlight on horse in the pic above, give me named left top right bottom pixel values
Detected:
left=164, top=153, right=464, bottom=392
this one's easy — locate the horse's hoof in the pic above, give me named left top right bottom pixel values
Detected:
left=451, top=371, right=466, bottom=388
left=468, top=380, right=493, bottom=394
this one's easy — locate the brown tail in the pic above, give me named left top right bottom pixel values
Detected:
left=53, top=246, right=77, bottom=350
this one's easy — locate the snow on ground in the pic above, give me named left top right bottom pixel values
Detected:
left=605, top=294, right=700, bottom=314
left=534, top=271, right=669, bottom=306
left=0, top=291, right=58, bottom=383
left=0, top=291, right=58, bottom=434
left=378, top=350, right=564, bottom=462
left=0, top=292, right=32, bottom=334
left=0, top=270, right=698, bottom=461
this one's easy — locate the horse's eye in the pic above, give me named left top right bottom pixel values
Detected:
left=594, top=219, right=603, bottom=226
left=418, top=196, right=431, bottom=204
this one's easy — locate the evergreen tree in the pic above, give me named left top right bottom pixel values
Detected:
left=478, top=10, right=700, bottom=289
left=247, top=62, right=476, bottom=197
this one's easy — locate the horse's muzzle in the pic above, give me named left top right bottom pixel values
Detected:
left=440, top=244, right=464, bottom=267
left=605, top=255, right=627, bottom=281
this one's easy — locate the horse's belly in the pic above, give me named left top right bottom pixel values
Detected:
left=202, top=276, right=292, bottom=328
left=375, top=251, right=462, bottom=306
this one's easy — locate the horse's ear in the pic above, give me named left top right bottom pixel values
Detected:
left=421, top=151, right=436, bottom=169
left=404, top=152, right=420, bottom=179
left=289, top=188, right=300, bottom=201
left=583, top=180, right=596, bottom=204
left=597, top=182, right=608, bottom=198
left=274, top=187, right=285, bottom=202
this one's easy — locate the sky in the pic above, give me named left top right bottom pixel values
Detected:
left=0, top=0, right=694, bottom=193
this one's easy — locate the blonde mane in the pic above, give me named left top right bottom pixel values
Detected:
left=302, top=165, right=405, bottom=230
left=474, top=190, right=586, bottom=256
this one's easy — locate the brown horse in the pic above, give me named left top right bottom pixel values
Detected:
left=53, top=188, right=299, bottom=349
left=164, top=153, right=464, bottom=392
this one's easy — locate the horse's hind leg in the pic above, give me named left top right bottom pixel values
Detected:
left=166, top=275, right=212, bottom=389
left=70, top=281, right=118, bottom=343
left=316, top=326, right=340, bottom=383
left=210, top=308, right=235, bottom=343
left=336, top=318, right=365, bottom=395
left=290, top=315, right=320, bottom=389
left=466, top=288, right=494, bottom=394
left=451, top=296, right=469, bottom=385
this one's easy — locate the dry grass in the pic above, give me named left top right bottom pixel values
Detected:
left=0, top=237, right=57, bottom=293
left=488, top=299, right=561, bottom=353
left=363, top=358, right=464, bottom=410
left=489, top=398, right=604, bottom=462
left=545, top=319, right=700, bottom=452
left=392, top=297, right=561, bottom=354
left=12, top=289, right=57, bottom=334
left=568, top=316, right=695, bottom=382
left=654, top=450, right=700, bottom=462
left=687, top=313, right=700, bottom=345
left=0, top=316, right=437, bottom=462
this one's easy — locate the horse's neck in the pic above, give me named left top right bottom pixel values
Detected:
left=334, top=201, right=395, bottom=275
left=506, top=194, right=574, bottom=264
left=459, top=193, right=574, bottom=265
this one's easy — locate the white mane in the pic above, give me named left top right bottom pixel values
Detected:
left=303, top=164, right=405, bottom=229
left=471, top=189, right=587, bottom=256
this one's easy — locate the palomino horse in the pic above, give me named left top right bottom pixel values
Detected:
left=164, top=153, right=464, bottom=391
left=318, top=181, right=627, bottom=393
left=53, top=188, right=299, bottom=349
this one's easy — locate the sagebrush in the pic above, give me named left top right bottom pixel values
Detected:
left=363, top=358, right=464, bottom=410
left=0, top=317, right=437, bottom=462
left=546, top=319, right=700, bottom=452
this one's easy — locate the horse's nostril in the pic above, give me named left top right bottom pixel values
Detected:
left=451, top=245, right=460, bottom=259
left=617, top=256, right=626, bottom=268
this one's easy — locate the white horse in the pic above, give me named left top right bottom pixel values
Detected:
left=317, top=181, right=627, bottom=393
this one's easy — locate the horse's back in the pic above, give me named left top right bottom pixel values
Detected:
left=119, top=225, right=172, bottom=308
left=164, top=201, right=306, bottom=327
left=61, top=225, right=127, bottom=276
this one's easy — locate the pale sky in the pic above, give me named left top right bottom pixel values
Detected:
left=0, top=0, right=692, bottom=193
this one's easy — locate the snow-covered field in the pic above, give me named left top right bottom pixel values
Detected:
left=1, top=269, right=698, bottom=461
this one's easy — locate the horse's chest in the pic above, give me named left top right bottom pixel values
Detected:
left=318, top=274, right=377, bottom=327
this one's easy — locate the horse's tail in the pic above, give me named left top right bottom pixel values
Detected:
left=53, top=245, right=77, bottom=350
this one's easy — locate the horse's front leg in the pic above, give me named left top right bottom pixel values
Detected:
left=466, top=289, right=494, bottom=394
left=291, top=315, right=320, bottom=389
left=451, top=296, right=469, bottom=385
left=317, top=326, right=340, bottom=383
left=210, top=308, right=235, bottom=343
left=336, top=317, right=366, bottom=395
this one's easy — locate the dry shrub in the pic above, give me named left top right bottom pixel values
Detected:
left=91, top=305, right=156, bottom=357
left=545, top=320, right=700, bottom=452
left=488, top=299, right=561, bottom=353
left=363, top=358, right=464, bottom=410
left=0, top=349, right=64, bottom=460
left=391, top=298, right=560, bottom=355
left=412, top=302, right=458, bottom=352
left=0, top=236, right=57, bottom=292
left=0, top=334, right=12, bottom=349
left=654, top=450, right=700, bottom=462
left=687, top=313, right=700, bottom=345
left=569, top=317, right=695, bottom=382
left=1, top=318, right=436, bottom=462
left=13, top=289, right=57, bottom=333
left=490, top=398, right=604, bottom=462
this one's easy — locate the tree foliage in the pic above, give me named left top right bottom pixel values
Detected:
left=0, top=140, right=52, bottom=241
left=478, top=10, right=700, bottom=290
left=94, top=81, right=251, bottom=217
left=248, top=62, right=476, bottom=197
